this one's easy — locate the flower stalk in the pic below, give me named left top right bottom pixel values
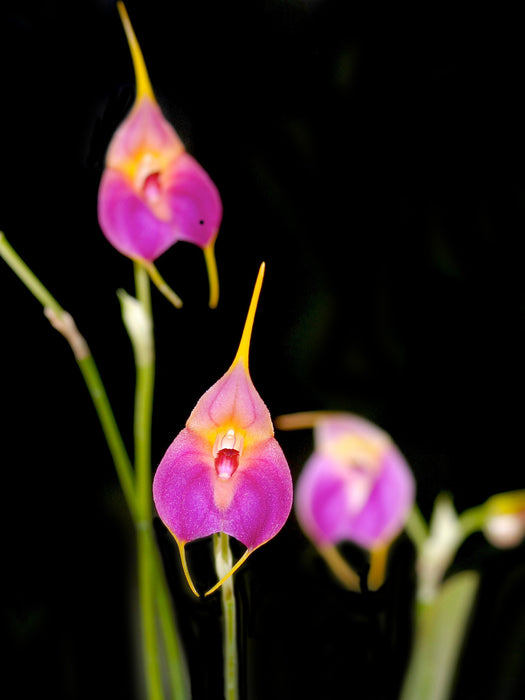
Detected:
left=214, top=532, right=239, bottom=700
left=1, top=233, right=190, bottom=699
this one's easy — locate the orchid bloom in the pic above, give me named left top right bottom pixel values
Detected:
left=277, top=411, right=415, bottom=590
left=98, top=2, right=223, bottom=307
left=153, top=264, right=293, bottom=596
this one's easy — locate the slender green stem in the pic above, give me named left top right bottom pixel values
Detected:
left=2, top=235, right=189, bottom=698
left=1, top=233, right=137, bottom=517
left=152, top=547, right=191, bottom=700
left=214, top=533, right=239, bottom=700
left=458, top=504, right=487, bottom=540
left=132, top=262, right=165, bottom=700
left=0, top=232, right=64, bottom=317
left=77, top=353, right=137, bottom=518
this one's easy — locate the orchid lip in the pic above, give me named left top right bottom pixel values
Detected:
left=215, top=449, right=240, bottom=480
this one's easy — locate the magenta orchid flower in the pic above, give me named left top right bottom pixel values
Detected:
left=98, top=2, right=223, bottom=307
left=153, top=264, right=293, bottom=596
left=277, top=411, right=415, bottom=590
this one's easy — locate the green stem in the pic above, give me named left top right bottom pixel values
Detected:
left=152, top=547, right=191, bottom=700
left=132, top=263, right=165, bottom=700
left=0, top=232, right=63, bottom=317
left=77, top=353, right=137, bottom=518
left=214, top=533, right=239, bottom=700
left=458, top=504, right=487, bottom=540
left=399, top=571, right=479, bottom=700
left=0, top=232, right=137, bottom=517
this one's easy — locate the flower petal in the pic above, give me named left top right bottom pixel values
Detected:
left=153, top=429, right=222, bottom=543
left=164, top=153, right=222, bottom=249
left=105, top=98, right=183, bottom=173
left=186, top=362, right=274, bottom=446
left=98, top=169, right=178, bottom=261
left=295, top=435, right=415, bottom=549
left=153, top=430, right=292, bottom=552
left=295, top=453, right=350, bottom=545
left=222, top=438, right=293, bottom=549
left=346, top=446, right=415, bottom=548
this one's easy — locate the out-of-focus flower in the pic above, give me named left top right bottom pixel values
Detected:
left=483, top=490, right=525, bottom=549
left=277, top=411, right=415, bottom=590
left=153, top=264, right=293, bottom=595
left=98, top=2, right=222, bottom=307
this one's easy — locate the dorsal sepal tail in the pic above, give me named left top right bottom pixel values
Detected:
left=117, top=2, right=155, bottom=103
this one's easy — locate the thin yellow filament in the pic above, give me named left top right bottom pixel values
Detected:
left=117, top=2, right=155, bottom=102
left=367, top=543, right=390, bottom=592
left=318, top=545, right=361, bottom=592
left=177, top=541, right=200, bottom=597
left=204, top=548, right=253, bottom=597
left=141, top=260, right=183, bottom=308
left=203, top=241, right=220, bottom=309
left=231, top=262, right=265, bottom=368
left=274, top=410, right=343, bottom=432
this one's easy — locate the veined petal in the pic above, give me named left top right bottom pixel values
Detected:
left=186, top=263, right=273, bottom=444
left=98, top=169, right=178, bottom=261
left=106, top=98, right=184, bottom=176
left=186, top=362, right=274, bottom=447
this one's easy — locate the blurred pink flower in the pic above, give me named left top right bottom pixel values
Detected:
left=98, top=3, right=222, bottom=306
left=277, top=411, right=415, bottom=589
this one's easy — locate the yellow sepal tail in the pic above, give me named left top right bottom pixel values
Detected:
left=117, top=2, right=155, bottom=103
left=176, top=540, right=200, bottom=597
left=204, top=548, right=253, bottom=597
left=231, top=262, right=265, bottom=369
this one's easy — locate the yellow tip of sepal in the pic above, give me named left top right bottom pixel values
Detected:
left=117, top=2, right=155, bottom=103
left=367, top=543, right=390, bottom=592
left=232, top=262, right=265, bottom=369
left=177, top=541, right=200, bottom=597
left=318, top=545, right=362, bottom=592
left=204, top=242, right=220, bottom=309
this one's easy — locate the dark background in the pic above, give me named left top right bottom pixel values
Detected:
left=1, top=1, right=525, bottom=698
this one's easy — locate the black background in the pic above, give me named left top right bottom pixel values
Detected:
left=1, top=1, right=525, bottom=698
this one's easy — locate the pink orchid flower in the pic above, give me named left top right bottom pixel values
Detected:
left=98, top=2, right=222, bottom=307
left=277, top=411, right=415, bottom=590
left=153, top=264, right=293, bottom=595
